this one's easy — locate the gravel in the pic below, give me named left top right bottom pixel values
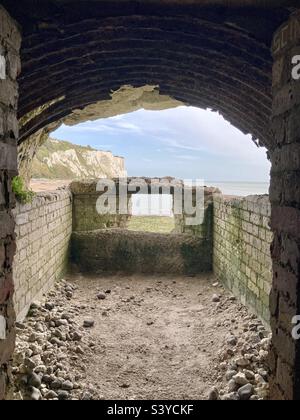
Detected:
left=12, top=280, right=94, bottom=400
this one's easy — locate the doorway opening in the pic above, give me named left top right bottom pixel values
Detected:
left=128, top=194, right=175, bottom=233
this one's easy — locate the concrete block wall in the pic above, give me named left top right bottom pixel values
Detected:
left=213, top=195, right=273, bottom=323
left=12, top=190, right=72, bottom=320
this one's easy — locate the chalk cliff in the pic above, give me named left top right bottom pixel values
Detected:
left=31, top=138, right=127, bottom=180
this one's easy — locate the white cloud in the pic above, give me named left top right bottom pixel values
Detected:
left=62, top=119, right=142, bottom=135
left=124, top=106, right=268, bottom=166
left=175, top=154, right=199, bottom=161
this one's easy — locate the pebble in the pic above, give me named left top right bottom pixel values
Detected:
left=81, top=391, right=93, bottom=400
left=233, top=372, right=248, bottom=386
left=222, top=392, right=240, bottom=400
left=225, top=370, right=236, bottom=381
left=57, top=390, right=70, bottom=400
left=208, top=388, right=219, bottom=400
left=30, top=387, right=42, bottom=401
left=228, top=380, right=237, bottom=392
left=227, top=336, right=238, bottom=346
left=257, top=369, right=268, bottom=380
left=83, top=319, right=95, bottom=328
left=42, top=374, right=52, bottom=384
left=50, top=337, right=61, bottom=346
left=51, top=379, right=63, bottom=390
left=236, top=357, right=250, bottom=367
left=45, top=390, right=58, bottom=400
left=212, top=294, right=220, bottom=303
left=244, top=370, right=255, bottom=381
left=62, top=380, right=74, bottom=391
left=72, top=331, right=82, bottom=342
left=120, top=383, right=130, bottom=389
left=15, top=322, right=26, bottom=330
left=75, top=346, right=84, bottom=355
left=24, top=357, right=36, bottom=372
left=28, top=372, right=42, bottom=389
left=238, top=384, right=254, bottom=400
left=97, top=293, right=106, bottom=300
left=45, top=303, right=55, bottom=311
left=28, top=333, right=40, bottom=343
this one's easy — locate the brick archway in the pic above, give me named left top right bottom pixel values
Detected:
left=0, top=0, right=300, bottom=399
left=5, top=2, right=292, bottom=148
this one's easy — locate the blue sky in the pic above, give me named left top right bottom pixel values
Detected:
left=53, top=106, right=271, bottom=183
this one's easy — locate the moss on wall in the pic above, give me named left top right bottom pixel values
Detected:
left=213, top=195, right=272, bottom=324
left=72, top=229, right=212, bottom=275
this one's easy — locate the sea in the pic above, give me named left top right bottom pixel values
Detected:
left=131, top=182, right=269, bottom=216
left=206, top=181, right=269, bottom=197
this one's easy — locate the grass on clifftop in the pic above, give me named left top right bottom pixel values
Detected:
left=127, top=216, right=175, bottom=234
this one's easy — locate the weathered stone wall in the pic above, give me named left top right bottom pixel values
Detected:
left=70, top=180, right=132, bottom=232
left=12, top=190, right=72, bottom=321
left=213, top=195, right=273, bottom=323
left=0, top=5, right=21, bottom=400
left=72, top=229, right=212, bottom=275
left=269, top=11, right=300, bottom=400
left=173, top=187, right=218, bottom=239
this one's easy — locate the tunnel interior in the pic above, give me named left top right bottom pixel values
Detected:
left=0, top=0, right=299, bottom=400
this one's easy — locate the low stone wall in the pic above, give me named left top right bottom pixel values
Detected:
left=213, top=195, right=273, bottom=323
left=72, top=229, right=212, bottom=275
left=12, top=190, right=72, bottom=320
left=70, top=179, right=219, bottom=238
left=70, top=180, right=131, bottom=232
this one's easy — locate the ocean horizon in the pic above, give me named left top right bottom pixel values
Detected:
left=131, top=181, right=270, bottom=216
left=206, top=181, right=269, bottom=197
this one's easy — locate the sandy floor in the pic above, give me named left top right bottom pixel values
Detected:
left=63, top=272, right=251, bottom=400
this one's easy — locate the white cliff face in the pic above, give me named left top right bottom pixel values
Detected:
left=32, top=138, right=127, bottom=180
left=44, top=149, right=89, bottom=177
left=82, top=151, right=127, bottom=178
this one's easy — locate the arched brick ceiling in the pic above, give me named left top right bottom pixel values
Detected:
left=2, top=1, right=294, bottom=149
